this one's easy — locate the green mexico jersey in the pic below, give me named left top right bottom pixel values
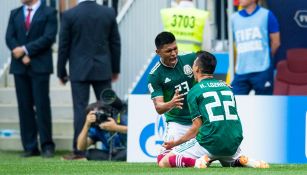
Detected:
left=187, top=78, right=243, bottom=156
left=148, top=53, right=197, bottom=125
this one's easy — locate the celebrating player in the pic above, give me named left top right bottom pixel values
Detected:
left=147, top=31, right=197, bottom=163
left=159, top=51, right=269, bottom=168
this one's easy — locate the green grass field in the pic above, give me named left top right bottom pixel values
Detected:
left=0, top=151, right=306, bottom=175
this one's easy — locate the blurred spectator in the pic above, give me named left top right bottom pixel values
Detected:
left=230, top=0, right=280, bottom=95
left=160, top=0, right=211, bottom=52
left=234, top=0, right=240, bottom=11
left=59, top=0, right=77, bottom=14
left=57, top=0, right=121, bottom=159
left=5, top=0, right=57, bottom=158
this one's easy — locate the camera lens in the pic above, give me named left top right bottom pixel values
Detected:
left=100, top=89, right=116, bottom=105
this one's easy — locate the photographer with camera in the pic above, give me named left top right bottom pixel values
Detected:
left=77, top=101, right=127, bottom=161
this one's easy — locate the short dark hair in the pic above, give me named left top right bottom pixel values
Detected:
left=155, top=31, right=176, bottom=49
left=195, top=51, right=217, bottom=74
left=85, top=101, right=111, bottom=114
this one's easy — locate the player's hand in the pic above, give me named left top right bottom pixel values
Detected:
left=100, top=117, right=117, bottom=131
left=163, top=140, right=176, bottom=150
left=171, top=89, right=184, bottom=109
left=22, top=55, right=31, bottom=65
left=85, top=111, right=96, bottom=127
left=12, top=46, right=25, bottom=59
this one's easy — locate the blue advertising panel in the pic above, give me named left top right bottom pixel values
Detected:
left=286, top=97, right=307, bottom=163
left=128, top=95, right=307, bottom=163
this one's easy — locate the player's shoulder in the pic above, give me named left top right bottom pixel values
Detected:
left=149, top=62, right=162, bottom=75
left=178, top=52, right=197, bottom=64
left=206, top=79, right=229, bottom=88
left=194, top=79, right=229, bottom=91
left=178, top=52, right=196, bottom=59
left=187, top=82, right=201, bottom=100
left=191, top=81, right=204, bottom=92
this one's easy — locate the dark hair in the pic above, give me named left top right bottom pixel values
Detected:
left=85, top=101, right=111, bottom=114
left=155, top=31, right=176, bottom=49
left=195, top=51, right=217, bottom=74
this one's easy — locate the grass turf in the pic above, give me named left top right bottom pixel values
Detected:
left=0, top=151, right=306, bottom=175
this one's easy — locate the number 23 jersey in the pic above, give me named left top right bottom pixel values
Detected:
left=148, top=53, right=196, bottom=125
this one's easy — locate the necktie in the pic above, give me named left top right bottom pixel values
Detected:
left=25, top=8, right=32, bottom=31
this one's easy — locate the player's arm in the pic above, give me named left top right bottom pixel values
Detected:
left=152, top=90, right=184, bottom=114
left=163, top=117, right=202, bottom=149
left=148, top=73, right=184, bottom=114
left=163, top=90, right=202, bottom=149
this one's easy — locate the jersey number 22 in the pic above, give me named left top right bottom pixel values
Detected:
left=203, top=91, right=238, bottom=122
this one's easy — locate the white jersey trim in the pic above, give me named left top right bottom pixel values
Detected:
left=149, top=62, right=161, bottom=74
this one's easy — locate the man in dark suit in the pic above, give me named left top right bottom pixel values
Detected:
left=103, top=0, right=119, bottom=16
left=57, top=0, right=121, bottom=159
left=5, top=0, right=57, bottom=158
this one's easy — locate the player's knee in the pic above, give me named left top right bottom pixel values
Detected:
left=158, top=157, right=170, bottom=168
left=158, top=160, right=168, bottom=168
left=157, top=154, right=163, bottom=164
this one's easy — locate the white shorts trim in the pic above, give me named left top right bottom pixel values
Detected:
left=163, top=122, right=191, bottom=142
left=172, top=138, right=242, bottom=166
left=172, top=138, right=210, bottom=159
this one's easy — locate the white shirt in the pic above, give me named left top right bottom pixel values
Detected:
left=78, top=0, right=95, bottom=4
left=23, top=0, right=41, bottom=23
left=22, top=0, right=41, bottom=55
left=177, top=1, right=195, bottom=8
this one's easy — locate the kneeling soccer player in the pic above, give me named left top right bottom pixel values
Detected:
left=158, top=51, right=269, bottom=169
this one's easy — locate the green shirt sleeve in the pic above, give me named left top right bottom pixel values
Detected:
left=148, top=74, right=163, bottom=99
left=187, top=90, right=200, bottom=120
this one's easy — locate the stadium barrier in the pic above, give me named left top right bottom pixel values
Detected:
left=127, top=95, right=307, bottom=163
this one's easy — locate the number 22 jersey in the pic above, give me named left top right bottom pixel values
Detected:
left=187, top=78, right=243, bottom=156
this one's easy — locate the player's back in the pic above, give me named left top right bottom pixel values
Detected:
left=187, top=78, right=243, bottom=156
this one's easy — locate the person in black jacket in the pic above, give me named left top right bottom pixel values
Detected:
left=57, top=0, right=121, bottom=159
left=5, top=0, right=57, bottom=158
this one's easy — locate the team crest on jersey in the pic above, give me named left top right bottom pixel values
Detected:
left=183, top=65, right=193, bottom=77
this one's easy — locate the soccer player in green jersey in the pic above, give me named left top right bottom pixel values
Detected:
left=148, top=31, right=197, bottom=163
left=158, top=51, right=269, bottom=169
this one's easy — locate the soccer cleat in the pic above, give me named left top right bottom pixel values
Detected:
left=194, top=155, right=211, bottom=168
left=238, top=155, right=269, bottom=168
